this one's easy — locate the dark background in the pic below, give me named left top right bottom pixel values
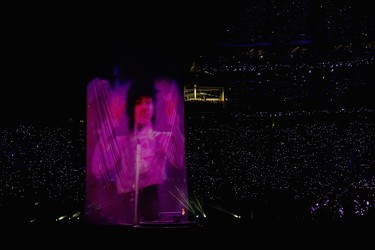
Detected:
left=0, top=2, right=374, bottom=241
left=1, top=3, right=247, bottom=124
left=2, top=1, right=373, bottom=124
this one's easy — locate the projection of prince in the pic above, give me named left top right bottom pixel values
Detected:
left=85, top=72, right=187, bottom=225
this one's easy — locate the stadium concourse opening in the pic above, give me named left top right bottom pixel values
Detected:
left=184, top=84, right=226, bottom=113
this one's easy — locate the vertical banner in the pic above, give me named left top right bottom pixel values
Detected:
left=85, top=73, right=187, bottom=225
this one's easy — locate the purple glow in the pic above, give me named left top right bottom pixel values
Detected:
left=223, top=42, right=273, bottom=47
left=290, top=39, right=313, bottom=45
left=85, top=76, right=187, bottom=225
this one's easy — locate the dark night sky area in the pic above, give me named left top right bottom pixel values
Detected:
left=1, top=3, right=243, bottom=124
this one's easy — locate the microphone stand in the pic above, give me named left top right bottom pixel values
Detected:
left=134, top=125, right=141, bottom=226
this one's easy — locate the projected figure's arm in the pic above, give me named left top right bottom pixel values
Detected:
left=87, top=77, right=121, bottom=183
left=91, top=132, right=121, bottom=185
left=157, top=86, right=185, bottom=169
left=157, top=115, right=185, bottom=170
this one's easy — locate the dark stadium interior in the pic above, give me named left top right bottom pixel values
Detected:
left=0, top=1, right=374, bottom=244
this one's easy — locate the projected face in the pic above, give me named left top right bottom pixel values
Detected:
left=134, top=96, right=154, bottom=128
left=85, top=75, right=188, bottom=226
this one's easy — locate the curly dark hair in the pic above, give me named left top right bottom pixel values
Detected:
left=126, top=75, right=158, bottom=132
